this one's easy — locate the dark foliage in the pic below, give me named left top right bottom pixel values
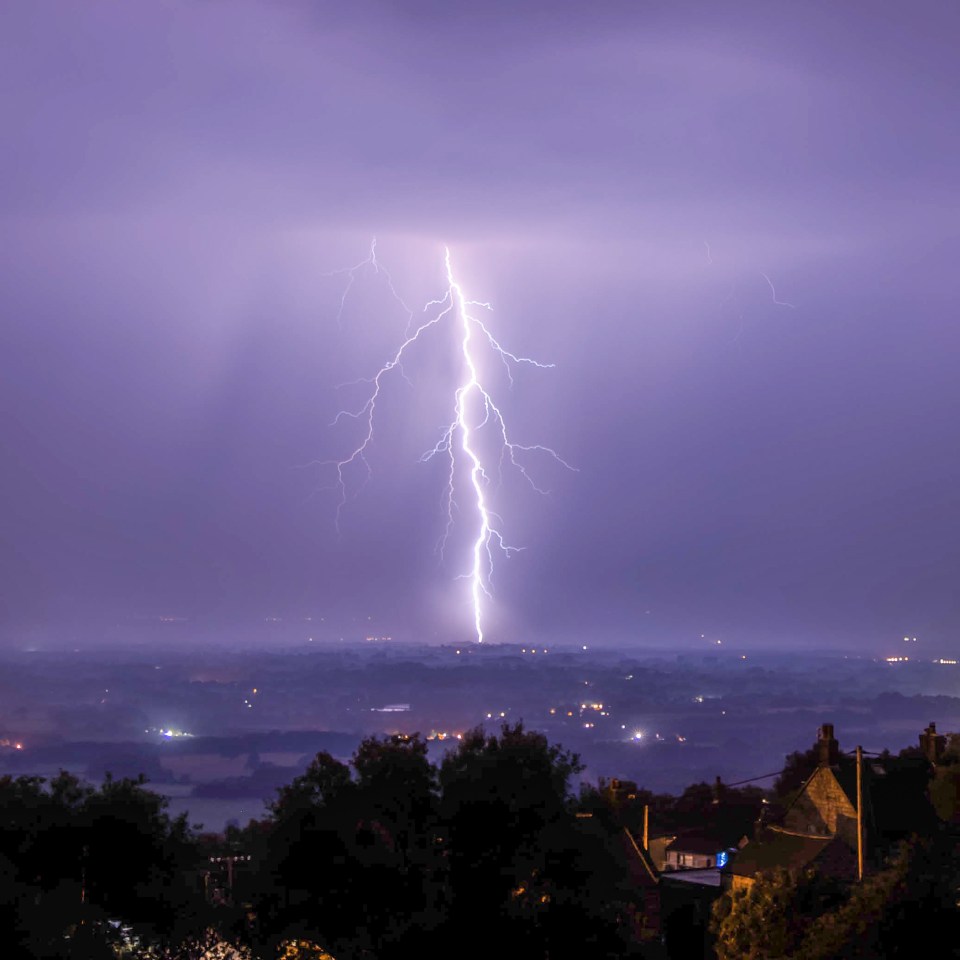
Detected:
left=242, top=724, right=639, bottom=959
left=0, top=771, right=209, bottom=958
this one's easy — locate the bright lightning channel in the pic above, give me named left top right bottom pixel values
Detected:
left=325, top=245, right=574, bottom=644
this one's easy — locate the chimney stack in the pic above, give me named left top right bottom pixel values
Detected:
left=920, top=722, right=946, bottom=764
left=818, top=723, right=839, bottom=766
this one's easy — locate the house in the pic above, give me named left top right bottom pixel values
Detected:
left=617, top=792, right=749, bottom=957
left=621, top=826, right=662, bottom=938
left=647, top=833, right=675, bottom=872
left=723, top=722, right=938, bottom=891
left=723, top=826, right=858, bottom=892
left=662, top=831, right=745, bottom=871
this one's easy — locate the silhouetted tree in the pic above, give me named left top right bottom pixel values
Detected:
left=438, top=723, right=632, bottom=959
left=711, top=836, right=960, bottom=960
left=252, top=736, right=445, bottom=960
left=774, top=747, right=820, bottom=800
left=251, top=752, right=360, bottom=955
left=711, top=867, right=844, bottom=960
left=84, top=773, right=204, bottom=946
left=0, top=771, right=207, bottom=957
left=349, top=734, right=444, bottom=957
left=799, top=836, right=960, bottom=959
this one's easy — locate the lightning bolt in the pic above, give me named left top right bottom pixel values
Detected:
left=321, top=237, right=413, bottom=330
left=759, top=271, right=797, bottom=309
left=324, top=244, right=574, bottom=643
left=705, top=250, right=796, bottom=342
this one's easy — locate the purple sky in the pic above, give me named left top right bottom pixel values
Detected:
left=2, top=1, right=958, bottom=649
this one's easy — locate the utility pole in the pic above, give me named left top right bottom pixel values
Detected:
left=856, top=745, right=864, bottom=881
left=643, top=804, right=649, bottom=850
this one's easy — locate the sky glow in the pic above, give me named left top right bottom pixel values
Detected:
left=0, top=1, right=958, bottom=647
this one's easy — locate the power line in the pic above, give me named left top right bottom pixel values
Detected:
left=722, top=747, right=896, bottom=789
left=722, top=771, right=783, bottom=788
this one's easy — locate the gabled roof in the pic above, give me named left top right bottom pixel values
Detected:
left=784, top=754, right=934, bottom=845
left=724, top=826, right=856, bottom=880
left=665, top=834, right=728, bottom=857
left=623, top=827, right=660, bottom=885
left=787, top=761, right=857, bottom=814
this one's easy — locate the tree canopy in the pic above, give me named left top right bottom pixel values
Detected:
left=241, top=723, right=638, bottom=960
left=0, top=771, right=208, bottom=958
left=711, top=836, right=960, bottom=960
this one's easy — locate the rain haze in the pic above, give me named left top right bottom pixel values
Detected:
left=2, top=0, right=959, bottom=650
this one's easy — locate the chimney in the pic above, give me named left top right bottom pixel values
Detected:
left=713, top=775, right=725, bottom=804
left=817, top=723, right=839, bottom=766
left=920, top=722, right=946, bottom=764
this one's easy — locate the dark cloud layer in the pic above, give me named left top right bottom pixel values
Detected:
left=1, top=1, right=958, bottom=648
